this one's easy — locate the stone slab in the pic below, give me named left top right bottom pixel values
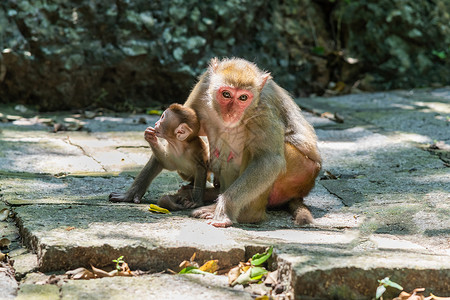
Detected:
left=18, top=273, right=253, bottom=300
left=1, top=90, right=450, bottom=299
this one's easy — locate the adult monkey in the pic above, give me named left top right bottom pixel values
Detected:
left=185, top=58, right=321, bottom=227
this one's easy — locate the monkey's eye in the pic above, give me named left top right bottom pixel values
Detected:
left=239, top=94, right=248, bottom=101
left=222, top=91, right=232, bottom=99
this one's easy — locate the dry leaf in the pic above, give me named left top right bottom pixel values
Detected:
left=0, top=208, right=10, bottom=221
left=334, top=112, right=344, bottom=123
left=263, top=270, right=278, bottom=286
left=179, top=253, right=199, bottom=269
left=190, top=253, right=196, bottom=261
left=241, top=265, right=251, bottom=273
left=393, top=288, right=450, bottom=300
left=428, top=293, right=450, bottom=300
left=66, top=267, right=95, bottom=280
left=323, top=170, right=338, bottom=180
left=228, top=266, right=241, bottom=285
left=66, top=267, right=88, bottom=275
left=199, top=260, right=219, bottom=273
left=91, top=265, right=113, bottom=278
left=0, top=238, right=11, bottom=247
left=0, top=252, right=6, bottom=262
left=118, top=262, right=134, bottom=276
left=65, top=226, right=76, bottom=231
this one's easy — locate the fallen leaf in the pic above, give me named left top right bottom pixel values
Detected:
left=198, top=260, right=219, bottom=273
left=320, top=111, right=344, bottom=123
left=0, top=252, right=6, bottom=262
left=0, top=238, right=11, bottom=248
left=250, top=267, right=268, bottom=281
left=91, top=265, right=113, bottom=278
left=84, top=111, right=97, bottom=119
left=179, top=266, right=211, bottom=275
left=231, top=267, right=252, bottom=286
left=334, top=112, right=344, bottom=123
left=147, top=110, right=163, bottom=116
left=0, top=208, right=10, bottom=221
left=228, top=266, right=241, bottom=285
left=323, top=170, right=338, bottom=180
left=251, top=246, right=273, bottom=266
left=179, top=253, right=199, bottom=269
left=190, top=253, right=196, bottom=262
left=66, top=267, right=95, bottom=280
left=263, top=270, right=278, bottom=286
left=428, top=293, right=450, bottom=300
left=118, top=262, right=134, bottom=276
left=148, top=204, right=171, bottom=214
left=65, top=226, right=76, bottom=231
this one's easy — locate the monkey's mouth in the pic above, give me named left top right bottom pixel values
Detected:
left=223, top=114, right=240, bottom=127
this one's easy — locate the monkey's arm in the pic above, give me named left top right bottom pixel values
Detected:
left=191, top=163, right=207, bottom=206
left=109, top=156, right=163, bottom=203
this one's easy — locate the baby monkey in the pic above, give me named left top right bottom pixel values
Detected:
left=109, top=104, right=208, bottom=209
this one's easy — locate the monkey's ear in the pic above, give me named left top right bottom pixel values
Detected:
left=260, top=72, right=272, bottom=90
left=209, top=57, right=219, bottom=72
left=174, top=123, right=193, bottom=141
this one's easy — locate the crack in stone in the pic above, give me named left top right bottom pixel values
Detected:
left=64, top=137, right=108, bottom=172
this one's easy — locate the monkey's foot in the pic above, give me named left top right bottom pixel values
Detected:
left=191, top=204, right=216, bottom=219
left=109, top=192, right=141, bottom=204
left=288, top=198, right=313, bottom=225
left=157, top=195, right=184, bottom=211
left=207, top=218, right=233, bottom=228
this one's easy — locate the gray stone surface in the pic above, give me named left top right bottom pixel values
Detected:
left=1, top=88, right=449, bottom=299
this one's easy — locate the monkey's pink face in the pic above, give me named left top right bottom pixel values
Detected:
left=216, top=86, right=253, bottom=125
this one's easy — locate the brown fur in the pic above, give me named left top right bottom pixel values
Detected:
left=186, top=58, right=321, bottom=227
left=109, top=105, right=209, bottom=208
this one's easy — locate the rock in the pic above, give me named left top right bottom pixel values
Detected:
left=1, top=1, right=449, bottom=110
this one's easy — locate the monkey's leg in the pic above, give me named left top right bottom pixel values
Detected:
left=268, top=143, right=320, bottom=224
left=269, top=143, right=320, bottom=204
left=288, top=198, right=313, bottom=225
left=109, top=156, right=163, bottom=203
left=235, top=190, right=269, bottom=224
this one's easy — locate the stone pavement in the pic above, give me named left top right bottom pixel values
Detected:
left=0, top=88, right=449, bottom=299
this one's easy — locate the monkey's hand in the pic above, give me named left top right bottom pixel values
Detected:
left=144, top=127, right=158, bottom=145
left=109, top=192, right=142, bottom=204
left=207, top=195, right=233, bottom=228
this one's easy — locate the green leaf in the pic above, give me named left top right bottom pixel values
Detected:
left=432, top=50, right=447, bottom=60
left=312, top=46, right=325, bottom=56
left=378, top=277, right=403, bottom=290
left=386, top=280, right=403, bottom=290
left=251, top=246, right=273, bottom=266
left=112, top=256, right=124, bottom=263
left=376, top=285, right=386, bottom=299
left=250, top=267, right=268, bottom=280
left=179, top=266, right=211, bottom=275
